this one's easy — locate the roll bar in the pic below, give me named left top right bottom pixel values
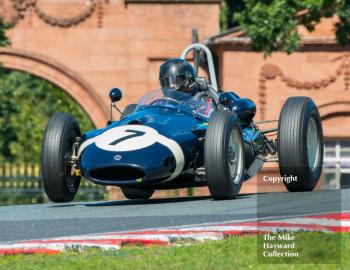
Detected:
left=180, top=43, right=218, bottom=92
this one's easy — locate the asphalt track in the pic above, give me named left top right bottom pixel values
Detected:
left=0, top=189, right=349, bottom=242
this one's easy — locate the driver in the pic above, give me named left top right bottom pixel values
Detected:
left=158, top=58, right=213, bottom=117
left=159, top=58, right=197, bottom=95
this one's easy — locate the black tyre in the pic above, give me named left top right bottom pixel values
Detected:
left=120, top=104, right=137, bottom=119
left=121, top=187, right=154, bottom=199
left=205, top=111, right=245, bottom=199
left=278, top=96, right=324, bottom=192
left=41, top=112, right=81, bottom=202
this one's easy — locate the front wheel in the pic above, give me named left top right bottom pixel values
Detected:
left=205, top=111, right=245, bottom=199
left=41, top=112, right=81, bottom=202
left=278, top=96, right=324, bottom=192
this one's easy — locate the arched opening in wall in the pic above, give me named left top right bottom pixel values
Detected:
left=0, top=68, right=94, bottom=163
left=322, top=112, right=350, bottom=190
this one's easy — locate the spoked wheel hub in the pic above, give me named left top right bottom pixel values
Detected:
left=228, top=128, right=244, bottom=185
left=307, top=117, right=321, bottom=173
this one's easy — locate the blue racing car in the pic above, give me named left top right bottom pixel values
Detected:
left=41, top=44, right=324, bottom=202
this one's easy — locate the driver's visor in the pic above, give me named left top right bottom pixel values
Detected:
left=160, top=74, right=187, bottom=89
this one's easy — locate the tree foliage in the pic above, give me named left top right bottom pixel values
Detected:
left=0, top=69, right=94, bottom=163
left=0, top=19, right=10, bottom=47
left=221, top=0, right=350, bottom=55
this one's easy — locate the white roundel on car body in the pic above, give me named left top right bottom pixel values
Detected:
left=94, top=125, right=158, bottom=152
left=77, top=125, right=185, bottom=181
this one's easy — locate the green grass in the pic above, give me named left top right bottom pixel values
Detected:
left=0, top=232, right=347, bottom=270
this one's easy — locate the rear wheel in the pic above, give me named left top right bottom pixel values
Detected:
left=278, top=96, right=323, bottom=192
left=121, top=187, right=154, bottom=200
left=41, top=112, right=81, bottom=202
left=205, top=111, right=245, bottom=199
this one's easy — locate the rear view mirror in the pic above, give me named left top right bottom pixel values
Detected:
left=109, top=88, right=122, bottom=103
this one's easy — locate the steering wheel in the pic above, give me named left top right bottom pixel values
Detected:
left=150, top=97, right=181, bottom=106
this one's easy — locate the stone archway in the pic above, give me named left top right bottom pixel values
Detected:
left=0, top=47, right=109, bottom=128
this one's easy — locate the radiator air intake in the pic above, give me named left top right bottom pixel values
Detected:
left=89, top=166, right=145, bottom=181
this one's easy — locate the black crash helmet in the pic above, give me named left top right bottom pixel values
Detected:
left=159, top=58, right=196, bottom=93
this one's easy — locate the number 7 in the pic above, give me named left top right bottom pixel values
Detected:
left=109, top=129, right=146, bottom=146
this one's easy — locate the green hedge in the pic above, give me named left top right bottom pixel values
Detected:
left=0, top=160, right=106, bottom=205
